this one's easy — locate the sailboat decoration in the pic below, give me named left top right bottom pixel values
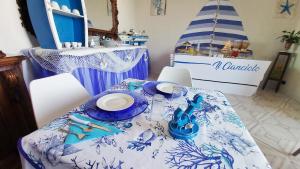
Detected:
left=175, top=0, right=252, bottom=57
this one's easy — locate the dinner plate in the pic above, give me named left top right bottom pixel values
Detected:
left=96, top=93, right=134, bottom=111
left=85, top=90, right=148, bottom=121
left=156, top=83, right=179, bottom=95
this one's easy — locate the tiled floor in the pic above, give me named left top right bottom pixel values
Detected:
left=225, top=90, right=300, bottom=169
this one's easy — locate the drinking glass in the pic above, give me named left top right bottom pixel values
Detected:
left=151, top=94, right=167, bottom=121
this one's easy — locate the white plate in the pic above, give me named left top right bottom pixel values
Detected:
left=96, top=93, right=135, bottom=111
left=156, top=83, right=179, bottom=94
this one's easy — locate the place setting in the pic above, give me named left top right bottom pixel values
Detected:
left=61, top=80, right=188, bottom=144
left=58, top=82, right=151, bottom=144
left=64, top=81, right=187, bottom=140
left=83, top=80, right=187, bottom=121
left=65, top=80, right=200, bottom=144
left=143, top=81, right=188, bottom=99
left=58, top=113, right=123, bottom=144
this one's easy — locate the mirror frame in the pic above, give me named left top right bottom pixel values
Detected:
left=16, top=0, right=36, bottom=37
left=88, top=0, right=119, bottom=40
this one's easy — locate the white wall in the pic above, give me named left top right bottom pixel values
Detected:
left=0, top=0, right=34, bottom=54
left=134, top=0, right=201, bottom=78
left=0, top=0, right=36, bottom=86
left=118, top=0, right=137, bottom=32
left=127, top=0, right=300, bottom=78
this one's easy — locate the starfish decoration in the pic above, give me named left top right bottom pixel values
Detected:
left=280, top=0, right=295, bottom=15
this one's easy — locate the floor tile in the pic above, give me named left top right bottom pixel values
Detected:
left=225, top=90, right=300, bottom=169
left=256, top=140, right=300, bottom=169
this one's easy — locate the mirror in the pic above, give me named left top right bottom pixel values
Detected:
left=17, top=0, right=119, bottom=40
left=88, top=0, right=119, bottom=39
left=86, top=0, right=112, bottom=30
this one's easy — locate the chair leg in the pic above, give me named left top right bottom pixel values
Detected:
left=292, top=148, right=300, bottom=156
left=262, top=80, right=268, bottom=90
left=275, top=81, right=281, bottom=93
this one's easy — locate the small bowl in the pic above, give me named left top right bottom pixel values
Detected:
left=61, top=5, right=70, bottom=13
left=64, top=42, right=71, bottom=48
left=72, top=9, right=80, bottom=15
left=51, top=1, right=60, bottom=10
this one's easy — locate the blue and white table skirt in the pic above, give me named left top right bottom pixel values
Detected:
left=18, top=80, right=271, bottom=169
left=22, top=47, right=149, bottom=96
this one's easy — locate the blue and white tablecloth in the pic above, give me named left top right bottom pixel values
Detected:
left=18, top=80, right=271, bottom=169
left=22, top=47, right=149, bottom=96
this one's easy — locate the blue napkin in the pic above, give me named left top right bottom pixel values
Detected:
left=64, top=113, right=123, bottom=145
left=128, top=81, right=144, bottom=91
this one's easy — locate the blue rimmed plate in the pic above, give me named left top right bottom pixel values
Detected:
left=143, top=81, right=188, bottom=98
left=85, top=90, right=148, bottom=121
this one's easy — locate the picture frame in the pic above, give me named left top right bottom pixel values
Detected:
left=151, top=0, right=167, bottom=16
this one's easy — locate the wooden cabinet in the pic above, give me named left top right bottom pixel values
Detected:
left=0, top=56, right=37, bottom=168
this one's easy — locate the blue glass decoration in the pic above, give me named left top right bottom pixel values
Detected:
left=168, top=94, right=203, bottom=140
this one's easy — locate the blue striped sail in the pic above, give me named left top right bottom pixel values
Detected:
left=175, top=0, right=251, bottom=55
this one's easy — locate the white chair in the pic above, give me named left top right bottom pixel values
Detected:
left=29, top=73, right=91, bottom=128
left=157, top=66, right=193, bottom=87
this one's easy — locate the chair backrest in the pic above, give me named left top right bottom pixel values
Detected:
left=29, top=73, right=91, bottom=128
left=157, top=66, right=192, bottom=87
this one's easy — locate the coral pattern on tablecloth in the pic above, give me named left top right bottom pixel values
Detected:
left=18, top=80, right=271, bottom=169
